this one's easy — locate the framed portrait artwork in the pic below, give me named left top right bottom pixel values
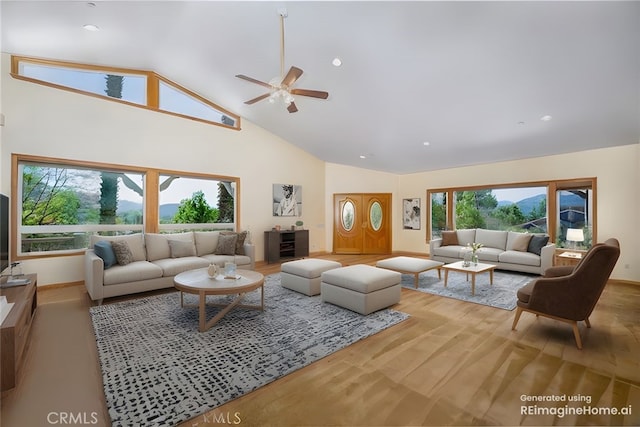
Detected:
left=403, top=198, right=420, bottom=230
left=273, top=184, right=302, bottom=216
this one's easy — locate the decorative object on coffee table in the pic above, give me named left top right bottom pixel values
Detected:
left=469, top=242, right=483, bottom=265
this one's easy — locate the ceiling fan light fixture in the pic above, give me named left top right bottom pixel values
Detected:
left=235, top=11, right=329, bottom=113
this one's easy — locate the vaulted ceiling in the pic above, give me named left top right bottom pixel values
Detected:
left=2, top=1, right=639, bottom=174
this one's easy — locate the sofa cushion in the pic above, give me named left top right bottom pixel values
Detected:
left=90, top=233, right=146, bottom=262
left=103, top=261, right=163, bottom=286
left=220, top=231, right=247, bottom=255
left=168, top=239, right=196, bottom=258
left=506, top=232, right=533, bottom=252
left=499, top=250, right=541, bottom=267
left=151, top=257, right=209, bottom=277
left=528, top=235, right=549, bottom=255
left=475, top=229, right=508, bottom=250
left=93, top=240, right=116, bottom=269
left=215, top=233, right=237, bottom=255
left=194, top=231, right=220, bottom=256
left=456, top=229, right=476, bottom=246
left=199, top=254, right=252, bottom=267
left=112, top=240, right=134, bottom=265
left=476, top=247, right=503, bottom=262
left=432, top=245, right=466, bottom=258
left=145, top=232, right=194, bottom=261
left=441, top=231, right=458, bottom=246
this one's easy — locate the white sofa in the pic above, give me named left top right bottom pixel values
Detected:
left=429, top=228, right=555, bottom=275
left=84, top=231, right=254, bottom=303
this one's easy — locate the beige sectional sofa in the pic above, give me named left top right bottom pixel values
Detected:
left=429, top=228, right=555, bottom=275
left=84, top=231, right=254, bottom=303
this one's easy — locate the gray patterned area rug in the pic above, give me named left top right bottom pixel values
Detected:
left=400, top=269, right=537, bottom=310
left=89, top=274, right=409, bottom=427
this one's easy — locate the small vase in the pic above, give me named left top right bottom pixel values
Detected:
left=463, top=251, right=472, bottom=267
left=207, top=264, right=219, bottom=278
left=472, top=253, right=479, bottom=266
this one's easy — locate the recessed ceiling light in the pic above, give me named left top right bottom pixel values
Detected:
left=359, top=155, right=366, bottom=159
left=332, top=57, right=342, bottom=67
left=540, top=115, right=553, bottom=121
left=423, top=141, right=430, bottom=146
left=83, top=24, right=100, bottom=31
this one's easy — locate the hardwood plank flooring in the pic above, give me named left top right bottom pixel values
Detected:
left=1, top=253, right=638, bottom=427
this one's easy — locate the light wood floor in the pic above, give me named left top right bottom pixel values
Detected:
left=1, top=254, right=639, bottom=427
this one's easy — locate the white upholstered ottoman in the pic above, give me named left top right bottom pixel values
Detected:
left=376, top=256, right=443, bottom=288
left=281, top=259, right=343, bottom=296
left=320, top=264, right=402, bottom=315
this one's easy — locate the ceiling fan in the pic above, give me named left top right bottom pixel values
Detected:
left=235, top=10, right=329, bottom=113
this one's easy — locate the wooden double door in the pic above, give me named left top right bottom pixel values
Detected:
left=333, top=193, right=391, bottom=254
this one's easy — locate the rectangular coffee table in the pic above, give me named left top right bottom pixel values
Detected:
left=440, top=261, right=496, bottom=295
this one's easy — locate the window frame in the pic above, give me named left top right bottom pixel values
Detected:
left=11, top=55, right=241, bottom=131
left=426, top=178, right=597, bottom=247
left=11, top=154, right=241, bottom=261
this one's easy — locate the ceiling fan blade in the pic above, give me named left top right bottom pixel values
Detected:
left=290, top=88, right=329, bottom=99
left=281, top=66, right=303, bottom=87
left=244, top=93, right=271, bottom=105
left=236, top=74, right=273, bottom=89
left=287, top=102, right=298, bottom=113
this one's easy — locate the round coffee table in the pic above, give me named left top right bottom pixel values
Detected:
left=174, top=268, right=264, bottom=332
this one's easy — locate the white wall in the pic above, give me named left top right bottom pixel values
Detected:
left=0, top=53, right=327, bottom=286
left=397, top=144, right=640, bottom=281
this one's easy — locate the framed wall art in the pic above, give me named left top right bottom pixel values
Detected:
left=403, top=198, right=420, bottom=230
left=273, top=184, right=302, bottom=216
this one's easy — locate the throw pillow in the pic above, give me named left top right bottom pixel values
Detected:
left=168, top=240, right=196, bottom=258
left=112, top=240, right=134, bottom=265
left=527, top=235, right=549, bottom=256
left=509, top=233, right=533, bottom=252
left=93, top=240, right=116, bottom=269
left=441, top=231, right=459, bottom=246
left=221, top=231, right=247, bottom=255
left=215, top=233, right=238, bottom=256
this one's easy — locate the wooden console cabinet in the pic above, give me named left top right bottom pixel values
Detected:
left=1, top=274, right=37, bottom=392
left=264, top=230, right=309, bottom=263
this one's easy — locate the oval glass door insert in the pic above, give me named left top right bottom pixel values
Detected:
left=342, top=200, right=355, bottom=231
left=370, top=201, right=383, bottom=231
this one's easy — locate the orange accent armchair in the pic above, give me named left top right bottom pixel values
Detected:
left=511, top=238, right=620, bottom=349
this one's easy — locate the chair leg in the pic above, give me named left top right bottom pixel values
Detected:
left=512, top=306, right=523, bottom=330
left=585, top=317, right=591, bottom=328
left=571, top=321, right=583, bottom=349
